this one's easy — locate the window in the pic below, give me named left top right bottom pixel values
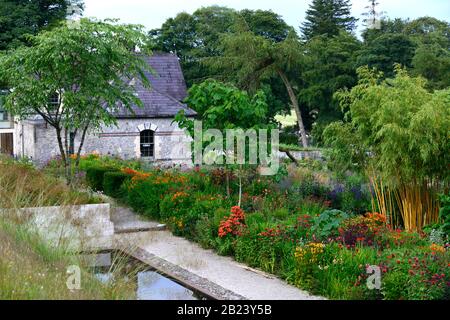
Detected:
left=140, top=130, right=154, bottom=158
left=0, top=108, right=7, bottom=122
left=49, top=93, right=59, bottom=108
left=0, top=92, right=8, bottom=122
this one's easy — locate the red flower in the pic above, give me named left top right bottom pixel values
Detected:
left=218, top=206, right=246, bottom=238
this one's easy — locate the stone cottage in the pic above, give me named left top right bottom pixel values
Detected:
left=0, top=53, right=196, bottom=166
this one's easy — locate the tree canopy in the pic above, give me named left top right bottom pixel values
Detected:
left=0, top=0, right=84, bottom=51
left=149, top=6, right=291, bottom=87
left=299, top=31, right=362, bottom=139
left=0, top=19, right=151, bottom=178
left=324, top=65, right=449, bottom=186
left=206, top=23, right=309, bottom=147
left=301, top=0, right=358, bottom=40
left=175, top=80, right=269, bottom=134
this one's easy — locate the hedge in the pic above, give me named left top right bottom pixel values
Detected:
left=103, top=171, right=132, bottom=198
left=86, top=166, right=117, bottom=191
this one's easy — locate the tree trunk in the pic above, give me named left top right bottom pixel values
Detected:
left=55, top=128, right=66, bottom=165
left=238, top=174, right=242, bottom=208
left=63, top=128, right=72, bottom=184
left=226, top=170, right=230, bottom=198
left=278, top=69, right=309, bottom=148
left=75, top=125, right=89, bottom=168
left=55, top=127, right=69, bottom=180
left=279, top=146, right=299, bottom=166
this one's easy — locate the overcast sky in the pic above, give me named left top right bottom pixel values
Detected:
left=83, top=0, right=450, bottom=35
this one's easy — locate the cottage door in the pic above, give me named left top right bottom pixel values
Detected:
left=0, top=133, right=13, bottom=156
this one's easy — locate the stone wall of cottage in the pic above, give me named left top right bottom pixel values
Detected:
left=17, top=118, right=193, bottom=167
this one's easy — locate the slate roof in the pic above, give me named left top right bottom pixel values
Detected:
left=114, top=53, right=196, bottom=118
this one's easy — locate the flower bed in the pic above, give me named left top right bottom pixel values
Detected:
left=77, top=158, right=449, bottom=300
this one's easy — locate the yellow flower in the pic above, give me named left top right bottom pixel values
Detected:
left=295, top=243, right=325, bottom=263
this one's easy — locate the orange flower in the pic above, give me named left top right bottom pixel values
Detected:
left=122, top=167, right=139, bottom=175
left=430, top=243, right=445, bottom=254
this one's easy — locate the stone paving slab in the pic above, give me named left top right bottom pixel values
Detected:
left=111, top=207, right=166, bottom=234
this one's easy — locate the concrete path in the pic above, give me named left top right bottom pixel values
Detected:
left=114, top=229, right=324, bottom=300
left=111, top=207, right=166, bottom=234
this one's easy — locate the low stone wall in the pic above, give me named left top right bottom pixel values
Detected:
left=278, top=150, right=324, bottom=161
left=18, top=203, right=114, bottom=251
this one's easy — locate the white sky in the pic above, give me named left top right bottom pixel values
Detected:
left=83, top=0, right=450, bottom=35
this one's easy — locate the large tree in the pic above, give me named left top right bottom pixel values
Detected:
left=150, top=6, right=292, bottom=123
left=357, top=32, right=416, bottom=78
left=406, top=17, right=450, bottom=90
left=0, top=0, right=84, bottom=51
left=0, top=19, right=151, bottom=180
left=301, top=0, right=358, bottom=40
left=299, top=31, right=362, bottom=143
left=149, top=6, right=291, bottom=85
left=207, top=22, right=309, bottom=147
left=359, top=16, right=450, bottom=88
left=149, top=6, right=235, bottom=86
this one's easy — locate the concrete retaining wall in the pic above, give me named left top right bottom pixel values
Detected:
left=18, top=203, right=114, bottom=251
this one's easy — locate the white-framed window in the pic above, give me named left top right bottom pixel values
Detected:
left=140, top=129, right=155, bottom=158
left=49, top=93, right=59, bottom=107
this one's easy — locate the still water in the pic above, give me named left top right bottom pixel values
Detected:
left=94, top=261, right=203, bottom=300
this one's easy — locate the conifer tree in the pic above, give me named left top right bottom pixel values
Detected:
left=301, top=0, right=357, bottom=40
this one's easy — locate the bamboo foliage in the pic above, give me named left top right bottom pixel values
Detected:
left=394, top=182, right=440, bottom=232
left=370, top=173, right=441, bottom=232
left=326, top=67, right=449, bottom=233
left=369, top=175, right=399, bottom=228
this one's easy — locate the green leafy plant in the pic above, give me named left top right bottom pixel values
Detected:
left=311, top=209, right=350, bottom=240
left=438, top=194, right=450, bottom=235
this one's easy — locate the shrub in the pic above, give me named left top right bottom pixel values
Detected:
left=160, top=191, right=195, bottom=236
left=86, top=166, right=117, bottom=191
left=123, top=171, right=190, bottom=219
left=247, top=177, right=274, bottom=196
left=336, top=213, right=387, bottom=248
left=161, top=192, right=225, bottom=239
left=235, top=231, right=277, bottom=272
left=439, top=194, right=450, bottom=235
left=379, top=248, right=449, bottom=300
left=268, top=208, right=290, bottom=221
left=186, top=170, right=217, bottom=194
left=124, top=177, right=165, bottom=219
left=245, top=212, right=266, bottom=230
left=326, top=176, right=371, bottom=215
left=103, top=171, right=132, bottom=198
left=194, top=215, right=216, bottom=249
left=218, top=206, right=246, bottom=238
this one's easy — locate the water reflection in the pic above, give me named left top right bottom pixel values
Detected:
left=95, top=270, right=200, bottom=300
left=137, top=271, right=197, bottom=300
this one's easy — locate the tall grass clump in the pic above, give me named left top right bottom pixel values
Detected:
left=0, top=158, right=138, bottom=300
left=0, top=157, right=101, bottom=208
